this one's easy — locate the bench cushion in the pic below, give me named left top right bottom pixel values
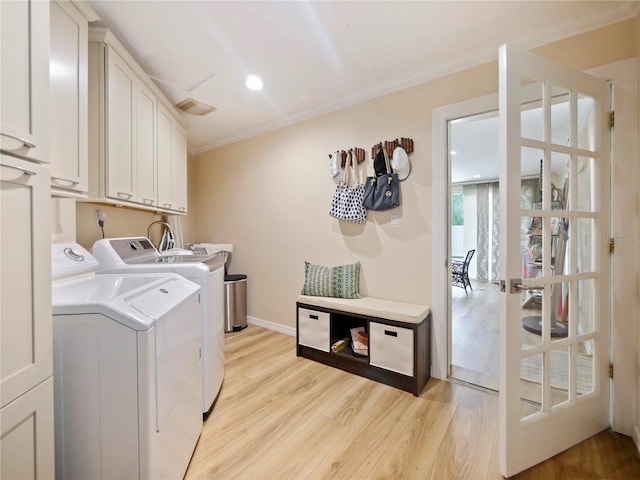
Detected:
left=297, top=295, right=430, bottom=324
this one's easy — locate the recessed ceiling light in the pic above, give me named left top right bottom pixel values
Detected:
left=450, top=150, right=457, bottom=155
left=245, top=74, right=263, bottom=91
left=473, top=174, right=481, bottom=178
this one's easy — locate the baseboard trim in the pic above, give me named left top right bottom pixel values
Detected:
left=247, top=315, right=296, bottom=337
left=634, top=425, right=640, bottom=456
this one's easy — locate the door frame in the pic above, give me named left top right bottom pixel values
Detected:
left=431, top=58, right=637, bottom=437
left=432, top=92, right=498, bottom=382
left=588, top=58, right=638, bottom=437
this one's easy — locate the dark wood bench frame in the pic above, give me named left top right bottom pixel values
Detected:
left=296, top=300, right=431, bottom=396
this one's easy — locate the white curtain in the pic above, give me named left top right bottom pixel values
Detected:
left=463, top=179, right=537, bottom=282
left=470, top=183, right=500, bottom=281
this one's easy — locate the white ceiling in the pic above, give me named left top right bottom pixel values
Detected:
left=449, top=108, right=559, bottom=184
left=450, top=93, right=594, bottom=183
left=87, top=1, right=638, bottom=155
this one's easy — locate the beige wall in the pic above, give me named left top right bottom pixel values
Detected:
left=76, top=202, right=163, bottom=249
left=194, top=19, right=637, bottom=331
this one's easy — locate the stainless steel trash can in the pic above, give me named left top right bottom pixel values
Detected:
left=224, top=274, right=247, bottom=332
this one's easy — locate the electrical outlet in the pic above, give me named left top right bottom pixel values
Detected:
left=96, top=210, right=107, bottom=227
left=390, top=214, right=399, bottom=228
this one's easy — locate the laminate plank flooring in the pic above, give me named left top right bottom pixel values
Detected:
left=185, top=325, right=640, bottom=480
left=451, top=280, right=554, bottom=393
left=451, top=281, right=500, bottom=390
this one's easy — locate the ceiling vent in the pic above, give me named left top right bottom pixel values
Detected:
left=176, top=98, right=216, bottom=116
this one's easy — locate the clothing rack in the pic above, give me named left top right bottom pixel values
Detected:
left=371, top=137, right=414, bottom=159
left=327, top=147, right=366, bottom=167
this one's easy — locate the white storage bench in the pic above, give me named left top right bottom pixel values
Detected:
left=296, top=295, right=431, bottom=396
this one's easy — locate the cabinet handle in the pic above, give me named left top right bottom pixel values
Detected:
left=1, top=163, right=36, bottom=176
left=309, top=314, right=319, bottom=320
left=1, top=132, right=36, bottom=149
left=117, top=192, right=133, bottom=199
left=163, top=203, right=172, bottom=208
left=179, top=207, right=186, bottom=212
left=51, top=176, right=79, bottom=186
left=143, top=198, right=155, bottom=204
left=384, top=330, right=398, bottom=337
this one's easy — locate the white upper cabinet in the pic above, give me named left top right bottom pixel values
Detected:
left=50, top=0, right=96, bottom=197
left=87, top=28, right=188, bottom=214
left=157, top=104, right=188, bottom=213
left=171, top=123, right=188, bottom=213
left=135, top=83, right=157, bottom=207
left=157, top=105, right=173, bottom=210
left=105, top=47, right=136, bottom=201
left=0, top=0, right=49, bottom=162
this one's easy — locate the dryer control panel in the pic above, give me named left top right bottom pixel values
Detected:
left=52, top=243, right=99, bottom=281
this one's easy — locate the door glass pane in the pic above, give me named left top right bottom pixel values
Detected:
left=549, top=281, right=569, bottom=340
left=521, top=311, right=544, bottom=349
left=521, top=147, right=542, bottom=209
left=522, top=210, right=543, bottom=350
left=550, top=346, right=569, bottom=408
left=551, top=216, right=569, bottom=277
left=577, top=339, right=595, bottom=396
left=576, top=218, right=595, bottom=274
left=523, top=213, right=541, bottom=278
left=577, top=94, right=596, bottom=152
left=550, top=151, right=569, bottom=210
left=521, top=78, right=543, bottom=142
left=520, top=352, right=543, bottom=419
left=551, top=87, right=571, bottom=146
left=578, top=279, right=596, bottom=334
left=577, top=156, right=595, bottom=212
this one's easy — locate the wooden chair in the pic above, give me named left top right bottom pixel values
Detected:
left=452, top=249, right=475, bottom=294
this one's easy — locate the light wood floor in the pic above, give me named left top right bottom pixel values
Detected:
left=185, top=325, right=640, bottom=480
left=451, top=280, right=554, bottom=395
left=451, top=281, right=500, bottom=390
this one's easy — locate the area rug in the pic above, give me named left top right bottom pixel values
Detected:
left=520, top=350, right=593, bottom=395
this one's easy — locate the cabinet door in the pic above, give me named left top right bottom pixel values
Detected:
left=1, top=155, right=52, bottom=408
left=0, top=378, right=55, bottom=480
left=50, top=0, right=88, bottom=195
left=156, top=105, right=173, bottom=210
left=171, top=122, right=188, bottom=213
left=105, top=48, right=135, bottom=201
left=0, top=0, right=49, bottom=162
left=135, top=84, right=156, bottom=206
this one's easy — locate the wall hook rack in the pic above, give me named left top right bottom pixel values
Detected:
left=328, top=147, right=366, bottom=168
left=371, top=137, right=414, bottom=159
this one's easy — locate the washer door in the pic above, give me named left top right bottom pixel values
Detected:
left=129, top=278, right=201, bottom=431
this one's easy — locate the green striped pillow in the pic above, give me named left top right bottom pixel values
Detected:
left=301, top=261, right=361, bottom=299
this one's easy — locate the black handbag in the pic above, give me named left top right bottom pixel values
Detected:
left=362, top=147, right=401, bottom=211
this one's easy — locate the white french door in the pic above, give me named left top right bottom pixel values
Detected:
left=498, top=44, right=610, bottom=477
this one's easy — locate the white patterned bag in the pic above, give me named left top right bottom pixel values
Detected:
left=329, top=151, right=367, bottom=224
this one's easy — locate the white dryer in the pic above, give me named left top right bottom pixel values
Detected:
left=51, top=243, right=202, bottom=480
left=92, top=237, right=226, bottom=414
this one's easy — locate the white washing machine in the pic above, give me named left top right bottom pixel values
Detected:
left=92, top=237, right=226, bottom=414
left=51, top=243, right=203, bottom=480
